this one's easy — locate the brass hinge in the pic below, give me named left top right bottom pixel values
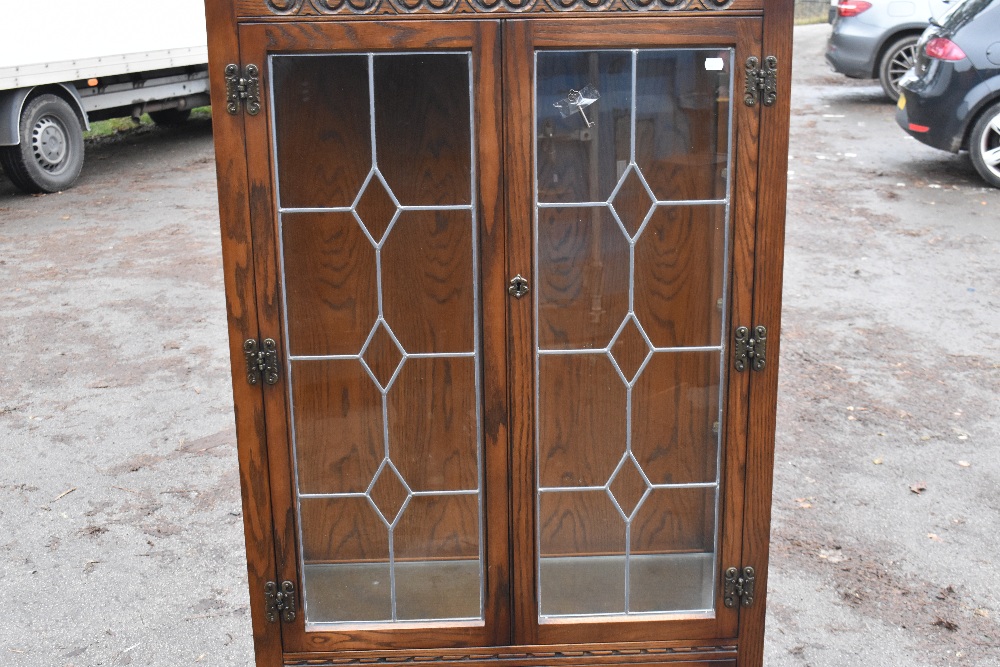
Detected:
left=744, top=56, right=778, bottom=107
left=225, top=63, right=261, bottom=116
left=724, top=566, right=756, bottom=608
left=264, top=581, right=296, bottom=623
left=244, top=338, right=279, bottom=385
left=734, top=325, right=767, bottom=372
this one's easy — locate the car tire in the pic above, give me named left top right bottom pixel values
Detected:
left=0, top=94, right=84, bottom=194
left=969, top=100, right=1000, bottom=189
left=878, top=35, right=919, bottom=103
left=148, top=108, right=192, bottom=126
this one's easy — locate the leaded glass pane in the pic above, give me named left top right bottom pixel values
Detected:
left=272, top=52, right=483, bottom=626
left=535, top=48, right=733, bottom=618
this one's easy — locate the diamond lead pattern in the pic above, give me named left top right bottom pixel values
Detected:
left=369, top=462, right=410, bottom=526
left=609, top=316, right=651, bottom=384
left=610, top=167, right=655, bottom=239
left=354, top=171, right=398, bottom=244
left=362, top=322, right=405, bottom=391
left=608, top=456, right=649, bottom=520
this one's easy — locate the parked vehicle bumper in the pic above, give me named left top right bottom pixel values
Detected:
left=826, top=19, right=882, bottom=78
left=897, top=62, right=990, bottom=153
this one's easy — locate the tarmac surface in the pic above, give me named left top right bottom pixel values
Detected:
left=1, top=23, right=998, bottom=667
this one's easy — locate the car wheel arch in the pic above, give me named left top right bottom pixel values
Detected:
left=1, top=84, right=89, bottom=146
left=962, top=88, right=1000, bottom=152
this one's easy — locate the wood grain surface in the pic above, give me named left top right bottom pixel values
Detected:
left=291, top=358, right=384, bottom=494
left=388, top=357, right=479, bottom=492
left=536, top=206, right=630, bottom=350
left=394, top=494, right=480, bottom=560
left=737, top=1, right=793, bottom=665
left=282, top=211, right=379, bottom=356
left=206, top=0, right=283, bottom=664
left=301, top=495, right=389, bottom=562
left=363, top=323, right=405, bottom=388
left=634, top=50, right=730, bottom=203
left=272, top=54, right=371, bottom=209
left=374, top=54, right=472, bottom=206
left=537, top=353, right=627, bottom=488
left=381, top=210, right=475, bottom=354
left=630, top=487, right=713, bottom=554
left=540, top=490, right=626, bottom=557
left=631, top=351, right=720, bottom=485
left=633, top=206, right=725, bottom=349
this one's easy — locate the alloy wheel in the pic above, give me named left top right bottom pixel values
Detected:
left=887, top=44, right=917, bottom=96
left=977, top=110, right=1000, bottom=181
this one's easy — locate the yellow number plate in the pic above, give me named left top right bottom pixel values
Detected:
left=897, top=95, right=906, bottom=110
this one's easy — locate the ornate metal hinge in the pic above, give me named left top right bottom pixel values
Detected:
left=509, top=274, right=530, bottom=299
left=225, top=63, right=261, bottom=116
left=734, top=325, right=767, bottom=372
left=744, top=56, right=778, bottom=107
left=264, top=581, right=296, bottom=623
left=724, top=566, right=755, bottom=608
left=244, top=338, right=279, bottom=385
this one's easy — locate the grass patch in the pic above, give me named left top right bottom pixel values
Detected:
left=83, top=106, right=212, bottom=140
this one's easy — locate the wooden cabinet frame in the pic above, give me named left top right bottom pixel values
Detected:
left=206, top=1, right=792, bottom=665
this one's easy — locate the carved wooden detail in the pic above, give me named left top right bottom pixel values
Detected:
left=260, top=0, right=742, bottom=17
left=284, top=645, right=739, bottom=666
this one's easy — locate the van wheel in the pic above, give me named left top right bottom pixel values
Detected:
left=149, top=108, right=192, bottom=126
left=878, top=35, right=919, bottom=103
left=0, top=94, right=84, bottom=193
left=969, top=100, right=1000, bottom=189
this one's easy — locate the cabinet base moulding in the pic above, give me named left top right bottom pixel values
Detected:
left=283, top=644, right=739, bottom=667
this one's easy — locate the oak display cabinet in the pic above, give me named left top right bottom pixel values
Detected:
left=205, top=1, right=791, bottom=665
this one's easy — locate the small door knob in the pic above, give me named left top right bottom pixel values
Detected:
left=508, top=274, right=529, bottom=299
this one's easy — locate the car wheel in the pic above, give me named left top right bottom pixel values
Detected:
left=969, top=100, right=1000, bottom=189
left=0, top=94, right=85, bottom=193
left=878, top=35, right=919, bottom=103
left=148, top=108, right=192, bottom=126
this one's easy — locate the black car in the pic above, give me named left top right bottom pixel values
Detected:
left=896, top=0, right=1000, bottom=188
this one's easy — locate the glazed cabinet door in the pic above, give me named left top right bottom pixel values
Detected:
left=504, top=17, right=763, bottom=645
left=238, top=20, right=510, bottom=653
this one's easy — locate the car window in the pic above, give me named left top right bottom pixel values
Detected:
left=939, top=0, right=995, bottom=28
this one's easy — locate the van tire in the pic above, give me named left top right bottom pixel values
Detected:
left=0, top=94, right=85, bottom=193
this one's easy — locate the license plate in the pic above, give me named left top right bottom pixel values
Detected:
left=897, top=95, right=906, bottom=110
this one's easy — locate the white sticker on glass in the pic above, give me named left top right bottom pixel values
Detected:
left=705, top=57, right=725, bottom=71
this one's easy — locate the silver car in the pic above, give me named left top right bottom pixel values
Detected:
left=825, top=0, right=952, bottom=101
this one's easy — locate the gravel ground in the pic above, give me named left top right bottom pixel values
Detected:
left=765, top=25, right=1000, bottom=667
left=0, top=118, right=251, bottom=665
left=1, top=23, right=998, bottom=667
